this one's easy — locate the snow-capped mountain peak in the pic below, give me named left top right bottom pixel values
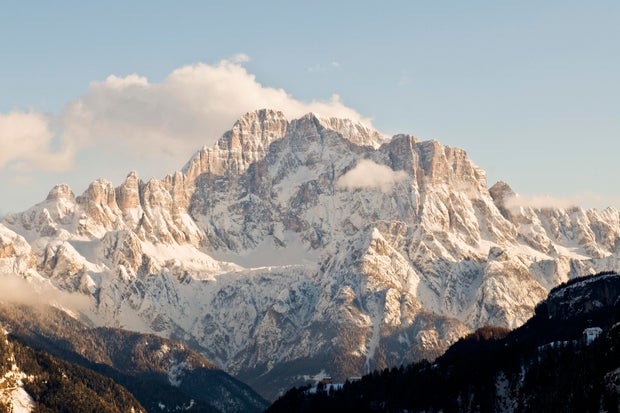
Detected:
left=3, top=110, right=620, bottom=400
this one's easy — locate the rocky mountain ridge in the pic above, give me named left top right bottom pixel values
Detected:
left=0, top=304, right=268, bottom=412
left=267, top=272, right=620, bottom=412
left=2, top=109, right=620, bottom=399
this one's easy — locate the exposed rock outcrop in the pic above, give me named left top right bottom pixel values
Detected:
left=3, top=109, right=620, bottom=399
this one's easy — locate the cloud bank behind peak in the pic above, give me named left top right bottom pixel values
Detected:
left=1, top=57, right=371, bottom=176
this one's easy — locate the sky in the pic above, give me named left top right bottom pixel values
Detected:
left=0, top=1, right=618, bottom=214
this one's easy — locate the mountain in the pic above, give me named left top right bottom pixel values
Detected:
left=266, top=271, right=620, bottom=412
left=0, top=323, right=144, bottom=413
left=2, top=109, right=620, bottom=399
left=0, top=303, right=268, bottom=413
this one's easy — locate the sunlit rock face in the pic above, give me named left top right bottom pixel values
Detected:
left=3, top=109, right=620, bottom=399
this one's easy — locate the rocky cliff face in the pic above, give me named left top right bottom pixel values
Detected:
left=267, top=272, right=620, bottom=413
left=3, top=109, right=620, bottom=399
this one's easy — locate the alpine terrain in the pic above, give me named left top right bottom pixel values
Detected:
left=267, top=272, right=620, bottom=412
left=0, top=323, right=145, bottom=413
left=0, top=304, right=268, bottom=412
left=2, top=109, right=620, bottom=399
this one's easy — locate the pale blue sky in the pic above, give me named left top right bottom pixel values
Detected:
left=0, top=1, right=618, bottom=213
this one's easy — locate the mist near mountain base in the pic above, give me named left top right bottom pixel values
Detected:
left=0, top=274, right=90, bottom=314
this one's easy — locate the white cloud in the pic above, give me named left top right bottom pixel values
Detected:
left=504, top=194, right=579, bottom=210
left=229, top=53, right=251, bottom=63
left=337, top=159, right=408, bottom=192
left=0, top=57, right=370, bottom=176
left=60, top=57, right=369, bottom=166
left=307, top=61, right=342, bottom=73
left=504, top=193, right=620, bottom=210
left=0, top=111, right=74, bottom=172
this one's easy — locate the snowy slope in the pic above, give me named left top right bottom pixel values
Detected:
left=3, top=109, right=620, bottom=399
left=0, top=327, right=35, bottom=413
